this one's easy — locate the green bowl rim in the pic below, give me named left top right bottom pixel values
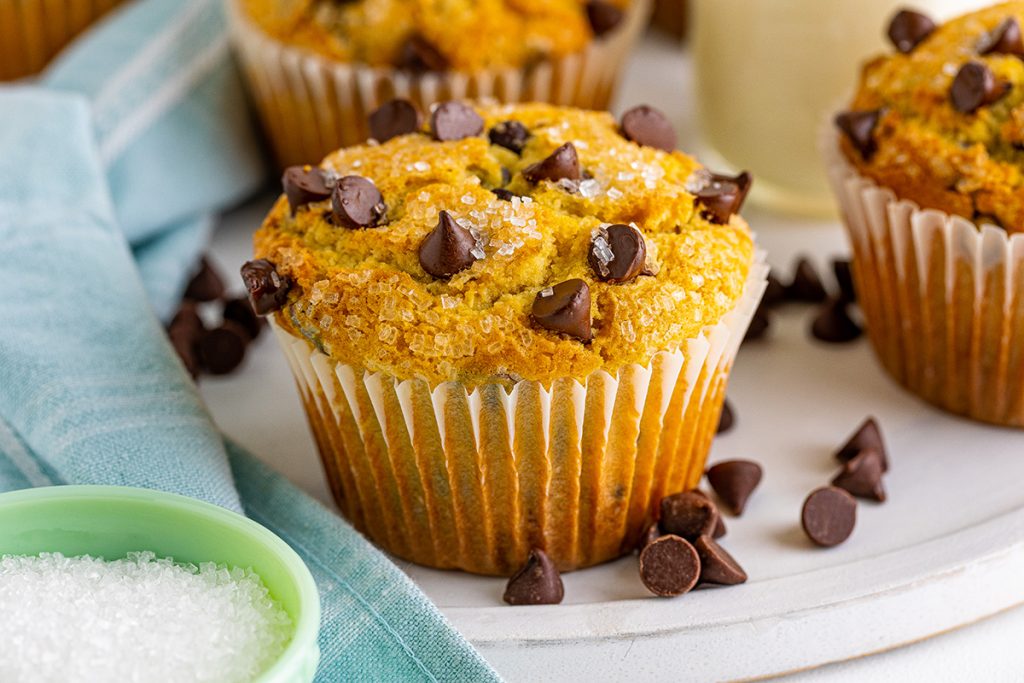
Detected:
left=0, top=485, right=321, bottom=682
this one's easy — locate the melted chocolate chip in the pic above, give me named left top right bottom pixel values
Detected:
left=531, top=279, right=592, bottom=342
left=706, top=460, right=762, bottom=516
left=620, top=105, right=677, bottom=152
left=887, top=9, right=936, bottom=53
left=660, top=491, right=719, bottom=540
left=836, top=417, right=889, bottom=472
left=368, top=99, right=422, bottom=142
left=240, top=259, right=291, bottom=315
left=282, top=165, right=333, bottom=214
left=979, top=18, right=1024, bottom=56
left=951, top=62, right=1009, bottom=114
left=489, top=120, right=530, bottom=154
left=332, top=175, right=387, bottom=228
left=523, top=142, right=581, bottom=184
left=835, top=109, right=883, bottom=161
left=585, top=0, right=625, bottom=37
left=801, top=486, right=857, bottom=548
left=588, top=224, right=648, bottom=283
left=430, top=101, right=484, bottom=142
left=398, top=34, right=448, bottom=72
left=503, top=549, right=564, bottom=605
left=832, top=448, right=887, bottom=502
left=694, top=171, right=752, bottom=224
left=419, top=210, right=479, bottom=279
left=694, top=535, right=747, bottom=586
left=639, top=535, right=700, bottom=597
left=183, top=257, right=225, bottom=303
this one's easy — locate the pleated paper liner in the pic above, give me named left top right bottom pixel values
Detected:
left=825, top=134, right=1024, bottom=428
left=226, top=0, right=652, bottom=167
left=0, top=0, right=125, bottom=81
left=272, top=256, right=767, bottom=576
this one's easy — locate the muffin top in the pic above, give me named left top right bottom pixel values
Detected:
left=248, top=101, right=754, bottom=388
left=837, top=3, right=1024, bottom=233
left=240, top=0, right=632, bottom=71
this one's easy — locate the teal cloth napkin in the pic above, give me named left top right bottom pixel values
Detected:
left=0, top=1, right=501, bottom=681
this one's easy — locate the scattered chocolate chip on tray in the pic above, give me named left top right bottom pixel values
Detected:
left=639, top=535, right=700, bottom=598
left=802, top=486, right=858, bottom=548
left=706, top=460, right=763, bottom=516
left=503, top=549, right=564, bottom=606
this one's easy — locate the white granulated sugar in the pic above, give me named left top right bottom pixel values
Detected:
left=461, top=194, right=476, bottom=205
left=607, top=187, right=624, bottom=200
left=540, top=287, right=554, bottom=298
left=578, top=178, right=601, bottom=198
left=413, top=161, right=430, bottom=172
left=0, top=552, right=292, bottom=683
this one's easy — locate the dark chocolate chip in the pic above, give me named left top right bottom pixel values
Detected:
left=501, top=167, right=512, bottom=186
left=491, top=188, right=518, bottom=202
left=419, top=210, right=479, bottom=279
left=785, top=257, right=828, bottom=303
left=197, top=322, right=248, bottom=375
left=811, top=298, right=863, bottom=343
left=660, top=491, right=719, bottom=540
left=763, top=271, right=786, bottom=307
left=585, top=0, right=624, bottom=37
left=834, top=109, right=882, bottom=161
left=691, top=490, right=727, bottom=538
left=588, top=224, right=647, bottom=283
left=706, top=460, right=762, bottom=516
left=743, top=308, right=770, bottom=342
left=430, top=101, right=484, bottom=142
left=716, top=399, right=735, bottom=435
left=694, top=535, right=747, bottom=585
left=833, top=259, right=856, bottom=303
left=531, top=279, right=592, bottom=342
left=398, top=34, right=448, bottom=72
left=887, top=9, right=936, bottom=53
left=801, top=486, right=857, bottom=548
left=368, top=99, right=422, bottom=142
left=489, top=120, right=530, bottom=154
left=979, top=17, right=1024, bottom=55
left=332, top=175, right=387, bottom=228
left=835, top=417, right=889, bottom=472
left=637, top=522, right=663, bottom=553
left=183, top=257, right=225, bottom=303
left=240, top=259, right=291, bottom=316
left=282, top=165, right=333, bottom=214
left=503, top=549, right=564, bottom=605
left=694, top=171, right=753, bottom=224
left=951, top=62, right=1009, bottom=114
left=620, top=105, right=677, bottom=152
left=523, top=142, right=581, bottom=184
left=223, top=297, right=263, bottom=340
left=832, top=448, right=887, bottom=502
left=639, top=535, right=700, bottom=597
left=168, top=302, right=204, bottom=379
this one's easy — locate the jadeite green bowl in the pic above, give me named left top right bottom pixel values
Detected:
left=0, top=485, right=320, bottom=683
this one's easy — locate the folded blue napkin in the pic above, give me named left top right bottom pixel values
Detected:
left=0, top=1, right=500, bottom=680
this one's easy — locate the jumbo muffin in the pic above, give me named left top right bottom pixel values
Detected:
left=828, top=3, right=1024, bottom=427
left=245, top=101, right=765, bottom=575
left=227, top=0, right=651, bottom=166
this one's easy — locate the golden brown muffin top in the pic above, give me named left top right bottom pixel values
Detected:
left=240, top=0, right=632, bottom=71
left=250, top=102, right=754, bottom=388
left=838, top=3, right=1024, bottom=233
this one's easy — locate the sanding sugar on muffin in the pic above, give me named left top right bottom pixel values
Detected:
left=827, top=3, right=1024, bottom=426
left=226, top=0, right=652, bottom=165
left=244, top=100, right=766, bottom=575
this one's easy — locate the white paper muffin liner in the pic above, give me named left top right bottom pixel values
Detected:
left=825, top=133, right=1024, bottom=428
left=270, top=253, right=767, bottom=575
left=226, top=0, right=652, bottom=166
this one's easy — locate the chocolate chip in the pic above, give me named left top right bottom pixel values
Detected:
left=501, top=167, right=512, bottom=186
left=430, top=101, right=484, bottom=142
left=743, top=308, right=770, bottom=342
left=763, top=272, right=786, bottom=307
left=240, top=259, right=291, bottom=315
left=801, top=486, right=857, bottom=548
left=717, top=399, right=735, bottom=434
left=832, top=448, right=887, bottom=502
left=419, top=210, right=479, bottom=279
left=398, top=34, right=448, bottom=72
left=692, top=490, right=727, bottom=538
left=706, top=460, right=762, bottom=516
left=833, top=259, right=856, bottom=303
left=951, top=62, right=1009, bottom=114
left=368, top=99, right=422, bottom=142
left=223, top=297, right=263, bottom=340
left=637, top=522, right=663, bottom=552
left=585, top=0, right=624, bottom=37
left=834, top=109, right=882, bottom=161
left=488, top=120, right=530, bottom=154
left=491, top=188, right=517, bottom=202
left=639, top=535, right=700, bottom=597
left=523, top=142, right=581, bottom=184
left=785, top=257, right=827, bottom=303
left=979, top=18, right=1024, bottom=56
left=168, top=302, right=204, bottom=378
left=694, top=535, right=747, bottom=585
left=835, top=417, right=889, bottom=472
left=660, top=491, right=719, bottom=540
left=183, top=257, right=225, bottom=303
left=197, top=322, right=248, bottom=375
left=694, top=171, right=753, bottom=224
left=531, top=279, right=592, bottom=342
left=620, top=105, right=677, bottom=152
left=588, top=224, right=647, bottom=283
left=887, top=9, right=936, bottom=53
left=282, top=165, right=333, bottom=214
left=503, top=549, right=564, bottom=605
left=332, top=175, right=386, bottom=228
left=811, top=298, right=863, bottom=343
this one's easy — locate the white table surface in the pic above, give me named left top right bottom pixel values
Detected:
left=203, top=34, right=1024, bottom=681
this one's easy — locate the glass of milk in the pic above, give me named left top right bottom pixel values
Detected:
left=691, top=0, right=991, bottom=217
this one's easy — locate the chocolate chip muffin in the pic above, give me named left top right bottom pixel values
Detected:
left=227, top=0, right=652, bottom=165
left=246, top=101, right=765, bottom=574
left=827, top=4, right=1024, bottom=427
